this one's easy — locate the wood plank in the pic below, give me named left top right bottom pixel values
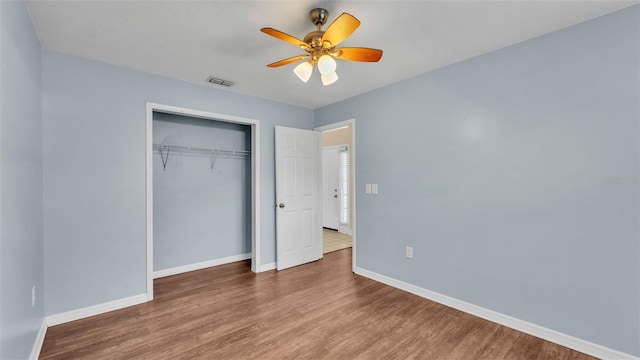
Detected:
left=40, top=249, right=595, bottom=359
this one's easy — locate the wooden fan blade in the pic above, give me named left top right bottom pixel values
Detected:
left=322, top=13, right=360, bottom=47
left=334, top=47, right=383, bottom=62
left=267, top=55, right=310, bottom=68
left=261, top=28, right=309, bottom=50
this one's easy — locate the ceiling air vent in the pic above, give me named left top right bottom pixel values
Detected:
left=207, top=76, right=235, bottom=87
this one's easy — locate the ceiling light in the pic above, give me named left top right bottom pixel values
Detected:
left=262, top=8, right=383, bottom=88
left=293, top=61, right=313, bottom=83
left=317, top=55, right=337, bottom=75
left=321, top=71, right=338, bottom=86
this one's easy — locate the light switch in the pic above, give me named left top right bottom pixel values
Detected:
left=365, top=184, right=372, bottom=194
left=372, top=184, right=378, bottom=195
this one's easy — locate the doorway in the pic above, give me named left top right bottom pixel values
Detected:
left=322, top=145, right=346, bottom=231
left=322, top=144, right=352, bottom=254
left=145, top=102, right=261, bottom=301
left=315, top=120, right=356, bottom=270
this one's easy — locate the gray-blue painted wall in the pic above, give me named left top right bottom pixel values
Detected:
left=4, top=2, right=636, bottom=357
left=316, top=5, right=639, bottom=356
left=153, top=113, right=251, bottom=271
left=0, top=1, right=44, bottom=358
left=42, top=51, right=314, bottom=316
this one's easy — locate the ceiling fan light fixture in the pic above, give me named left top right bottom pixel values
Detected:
left=293, top=61, right=313, bottom=83
left=261, top=9, right=382, bottom=86
left=321, top=71, right=338, bottom=86
left=317, top=55, right=337, bottom=75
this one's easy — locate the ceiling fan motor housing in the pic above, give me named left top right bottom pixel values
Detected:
left=303, top=30, right=325, bottom=49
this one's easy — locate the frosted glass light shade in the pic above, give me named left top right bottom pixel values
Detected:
left=321, top=71, right=338, bottom=86
left=293, top=62, right=313, bottom=83
left=317, top=55, right=337, bottom=75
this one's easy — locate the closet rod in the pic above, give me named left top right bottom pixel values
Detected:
left=153, top=143, right=251, bottom=156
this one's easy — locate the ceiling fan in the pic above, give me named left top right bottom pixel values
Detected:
left=261, top=8, right=383, bottom=86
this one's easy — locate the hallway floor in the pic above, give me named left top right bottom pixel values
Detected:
left=323, top=228, right=352, bottom=254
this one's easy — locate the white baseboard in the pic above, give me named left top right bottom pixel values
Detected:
left=29, top=319, right=47, bottom=360
left=258, top=262, right=276, bottom=272
left=338, top=225, right=352, bottom=235
left=154, top=253, right=251, bottom=279
left=354, top=267, right=638, bottom=360
left=45, top=293, right=147, bottom=327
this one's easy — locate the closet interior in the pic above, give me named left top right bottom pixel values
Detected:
left=152, top=111, right=252, bottom=276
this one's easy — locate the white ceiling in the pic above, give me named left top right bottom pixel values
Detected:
left=26, top=0, right=636, bottom=109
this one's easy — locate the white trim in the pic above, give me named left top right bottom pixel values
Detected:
left=146, top=103, right=154, bottom=300
left=45, top=294, right=147, bottom=327
left=29, top=320, right=47, bottom=360
left=322, top=125, right=349, bottom=133
left=251, top=122, right=261, bottom=274
left=322, top=144, right=348, bottom=151
left=354, top=267, right=639, bottom=360
left=258, top=262, right=276, bottom=272
left=315, top=119, right=354, bottom=132
left=338, top=225, right=352, bottom=235
left=351, top=120, right=356, bottom=272
left=315, top=119, right=356, bottom=271
left=146, top=102, right=261, bottom=302
left=153, top=253, right=251, bottom=279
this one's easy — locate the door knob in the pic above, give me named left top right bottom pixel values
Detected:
left=333, top=195, right=338, bottom=198
left=279, top=203, right=286, bottom=208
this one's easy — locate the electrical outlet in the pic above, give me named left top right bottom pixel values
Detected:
left=372, top=184, right=378, bottom=195
left=405, top=246, right=413, bottom=259
left=32, top=286, right=36, bottom=307
left=365, top=184, right=372, bottom=194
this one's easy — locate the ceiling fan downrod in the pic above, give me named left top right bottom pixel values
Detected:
left=304, top=8, right=330, bottom=51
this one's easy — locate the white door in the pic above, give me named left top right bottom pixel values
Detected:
left=275, top=126, right=322, bottom=270
left=322, top=147, right=340, bottom=230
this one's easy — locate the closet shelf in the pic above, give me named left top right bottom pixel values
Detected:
left=153, top=143, right=251, bottom=156
left=153, top=143, right=251, bottom=170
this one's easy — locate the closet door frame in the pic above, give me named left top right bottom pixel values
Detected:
left=145, top=102, right=261, bottom=301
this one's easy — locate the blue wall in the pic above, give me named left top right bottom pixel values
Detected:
left=42, top=51, right=314, bottom=316
left=315, top=5, right=639, bottom=356
left=0, top=1, right=44, bottom=358
left=153, top=113, right=251, bottom=271
left=5, top=2, right=637, bottom=357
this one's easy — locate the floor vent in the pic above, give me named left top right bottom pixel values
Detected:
left=207, top=76, right=235, bottom=87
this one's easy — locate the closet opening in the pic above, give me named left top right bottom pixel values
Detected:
left=145, top=103, right=260, bottom=301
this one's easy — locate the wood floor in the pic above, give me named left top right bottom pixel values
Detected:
left=40, top=249, right=594, bottom=359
